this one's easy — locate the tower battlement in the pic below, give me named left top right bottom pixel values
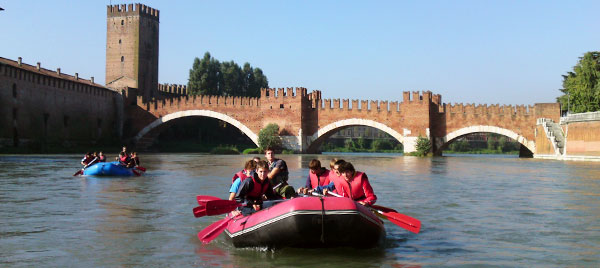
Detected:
left=260, top=87, right=308, bottom=98
left=107, top=4, right=159, bottom=20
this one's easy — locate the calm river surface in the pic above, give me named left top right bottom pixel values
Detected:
left=1, top=153, right=599, bottom=267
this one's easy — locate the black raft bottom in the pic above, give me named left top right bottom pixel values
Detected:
left=225, top=212, right=385, bottom=249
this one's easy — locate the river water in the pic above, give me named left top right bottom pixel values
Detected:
left=1, top=153, right=599, bottom=267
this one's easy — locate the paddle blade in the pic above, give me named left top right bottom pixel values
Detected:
left=198, top=217, right=232, bottom=244
left=382, top=211, right=421, bottom=234
left=135, top=166, right=147, bottom=172
left=73, top=169, right=83, bottom=176
left=203, top=200, right=240, bottom=216
left=193, top=206, right=207, bottom=218
left=197, top=195, right=221, bottom=205
left=132, top=169, right=141, bottom=176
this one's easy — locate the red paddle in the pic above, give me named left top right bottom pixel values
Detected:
left=197, top=195, right=221, bottom=205
left=193, top=199, right=242, bottom=218
left=324, top=191, right=421, bottom=234
left=197, top=215, right=234, bottom=244
left=135, top=166, right=146, bottom=172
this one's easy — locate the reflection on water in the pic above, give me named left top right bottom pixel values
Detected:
left=1, top=154, right=599, bottom=267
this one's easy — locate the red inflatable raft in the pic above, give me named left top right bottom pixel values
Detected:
left=222, top=196, right=385, bottom=248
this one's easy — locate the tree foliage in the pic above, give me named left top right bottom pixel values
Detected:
left=557, top=51, right=600, bottom=113
left=258, top=123, right=282, bottom=151
left=415, top=136, right=432, bottom=157
left=188, top=52, right=268, bottom=97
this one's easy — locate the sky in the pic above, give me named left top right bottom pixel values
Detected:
left=1, top=1, right=598, bottom=105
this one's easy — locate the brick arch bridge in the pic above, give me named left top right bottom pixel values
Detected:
left=123, top=87, right=560, bottom=156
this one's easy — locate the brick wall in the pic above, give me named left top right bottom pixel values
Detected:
left=0, top=58, right=119, bottom=148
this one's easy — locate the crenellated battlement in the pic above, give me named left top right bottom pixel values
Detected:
left=107, top=4, right=159, bottom=20
left=260, top=87, right=308, bottom=98
left=316, top=98, right=402, bottom=112
left=444, top=103, right=534, bottom=115
left=158, top=83, right=187, bottom=96
left=138, top=93, right=260, bottom=113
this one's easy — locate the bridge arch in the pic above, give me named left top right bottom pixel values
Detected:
left=306, top=118, right=404, bottom=153
left=133, top=110, right=259, bottom=146
left=436, top=125, right=535, bottom=154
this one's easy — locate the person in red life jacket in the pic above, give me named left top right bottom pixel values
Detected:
left=128, top=152, right=140, bottom=168
left=117, top=152, right=129, bottom=166
left=297, top=159, right=331, bottom=195
left=80, top=152, right=96, bottom=167
left=316, top=161, right=377, bottom=206
left=98, top=151, right=106, bottom=162
left=115, top=146, right=128, bottom=161
left=265, top=147, right=297, bottom=199
left=228, top=160, right=257, bottom=200
left=232, top=160, right=279, bottom=216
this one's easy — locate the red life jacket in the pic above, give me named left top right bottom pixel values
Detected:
left=309, top=169, right=331, bottom=188
left=232, top=169, right=250, bottom=183
left=119, top=155, right=128, bottom=164
left=247, top=175, right=271, bottom=200
left=331, top=171, right=377, bottom=205
left=98, top=155, right=106, bottom=162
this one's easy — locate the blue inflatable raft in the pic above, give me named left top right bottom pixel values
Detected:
left=83, top=162, right=137, bottom=176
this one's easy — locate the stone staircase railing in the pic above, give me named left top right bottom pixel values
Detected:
left=536, top=118, right=565, bottom=155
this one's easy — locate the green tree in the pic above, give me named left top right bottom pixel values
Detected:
left=415, top=136, right=432, bottom=156
left=188, top=52, right=268, bottom=97
left=557, top=51, right=600, bottom=113
left=188, top=52, right=222, bottom=95
left=258, top=123, right=282, bottom=151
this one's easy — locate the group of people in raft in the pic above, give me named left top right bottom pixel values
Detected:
left=229, top=147, right=377, bottom=216
left=80, top=146, right=141, bottom=169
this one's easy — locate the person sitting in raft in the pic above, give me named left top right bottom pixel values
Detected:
left=117, top=152, right=129, bottom=166
left=329, top=158, right=342, bottom=179
left=98, top=151, right=106, bottom=162
left=128, top=152, right=140, bottom=168
left=302, top=159, right=344, bottom=195
left=297, top=159, right=330, bottom=195
left=314, top=161, right=377, bottom=206
left=115, top=146, right=128, bottom=161
left=265, top=147, right=296, bottom=199
left=233, top=160, right=280, bottom=216
left=229, top=159, right=257, bottom=200
left=80, top=152, right=97, bottom=167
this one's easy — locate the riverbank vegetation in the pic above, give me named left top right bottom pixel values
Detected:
left=442, top=133, right=519, bottom=154
left=321, top=138, right=403, bottom=153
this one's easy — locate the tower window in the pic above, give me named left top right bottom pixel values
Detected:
left=121, top=20, right=124, bottom=25
left=280, top=104, right=284, bottom=109
left=119, top=39, right=121, bottom=44
left=12, top=83, right=17, bottom=98
left=63, top=116, right=69, bottom=128
left=121, top=56, right=124, bottom=62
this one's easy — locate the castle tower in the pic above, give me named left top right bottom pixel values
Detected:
left=106, top=4, right=159, bottom=101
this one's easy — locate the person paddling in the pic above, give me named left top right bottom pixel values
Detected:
left=117, top=152, right=128, bottom=166
left=315, top=161, right=377, bottom=206
left=233, top=160, right=279, bottom=216
left=98, top=151, right=106, bottom=162
left=297, top=159, right=330, bottom=195
left=80, top=152, right=97, bottom=167
left=229, top=160, right=257, bottom=200
left=265, top=147, right=296, bottom=199
left=128, top=152, right=140, bottom=168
